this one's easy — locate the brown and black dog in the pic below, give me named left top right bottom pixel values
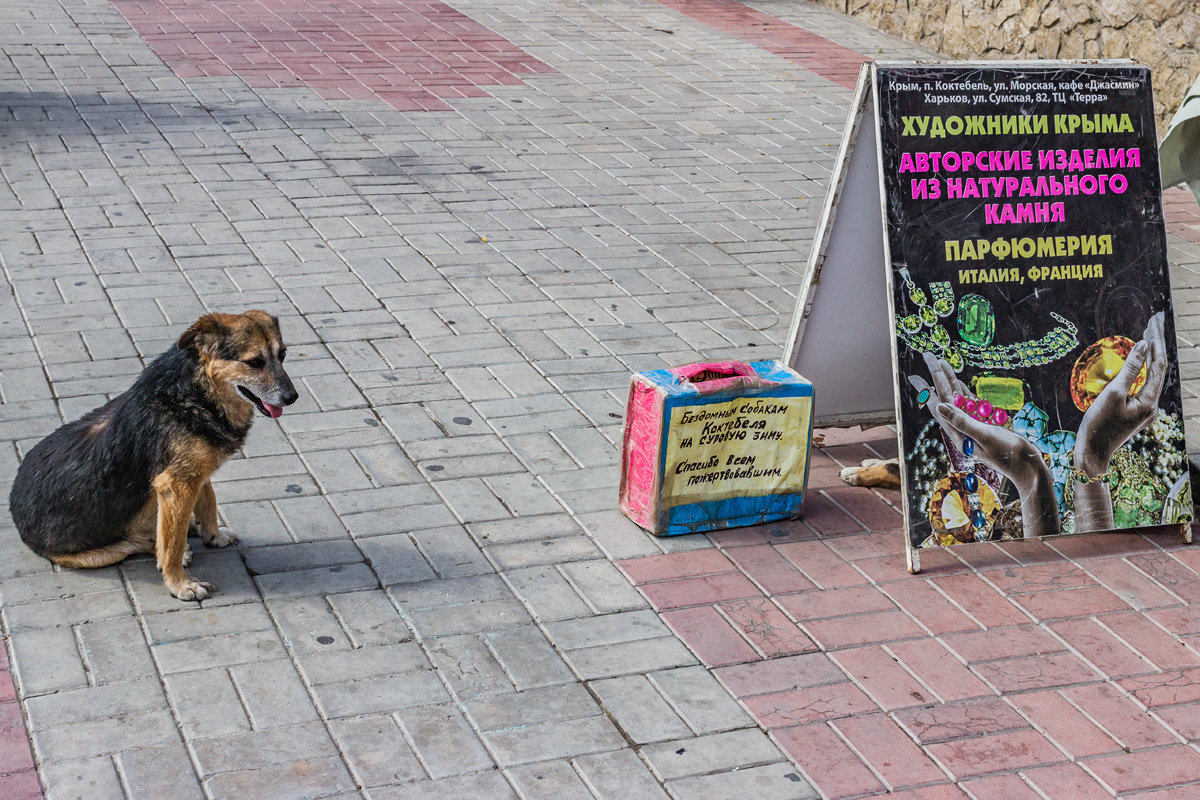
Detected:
left=9, top=310, right=298, bottom=600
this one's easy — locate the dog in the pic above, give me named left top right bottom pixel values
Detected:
left=9, top=310, right=298, bottom=601
left=840, top=457, right=901, bottom=491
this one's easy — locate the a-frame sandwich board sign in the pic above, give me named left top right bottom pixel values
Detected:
left=782, top=65, right=895, bottom=430
left=785, top=60, right=1193, bottom=574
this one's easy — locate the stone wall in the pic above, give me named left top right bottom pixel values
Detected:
left=814, top=0, right=1200, bottom=135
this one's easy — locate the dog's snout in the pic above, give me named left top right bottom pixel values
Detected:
left=282, top=387, right=299, bottom=406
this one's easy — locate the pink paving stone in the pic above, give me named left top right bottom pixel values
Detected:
left=945, top=541, right=1020, bottom=571
left=1020, top=763, right=1116, bottom=800
left=724, top=544, right=816, bottom=594
left=775, top=583, right=896, bottom=622
left=1085, top=555, right=1187, bottom=608
left=926, top=728, right=1066, bottom=779
left=1128, top=551, right=1200, bottom=603
left=815, top=442, right=881, bottom=465
left=706, top=519, right=815, bottom=547
left=821, top=487, right=903, bottom=531
left=855, top=547, right=969, bottom=584
left=717, top=597, right=817, bottom=657
left=894, top=697, right=1029, bottom=745
left=1125, top=787, right=1200, bottom=800
left=812, top=427, right=892, bottom=448
left=1061, top=682, right=1181, bottom=750
left=772, top=723, right=886, bottom=799
left=0, top=772, right=42, bottom=800
left=1047, top=531, right=1161, bottom=560
left=109, top=0, right=551, bottom=113
left=1011, top=584, right=1131, bottom=620
left=775, top=540, right=868, bottom=588
left=1049, top=617, right=1156, bottom=678
left=1100, top=611, right=1200, bottom=670
left=825, top=530, right=906, bottom=562
left=637, top=571, right=761, bottom=611
left=1149, top=604, right=1200, bottom=636
left=833, top=645, right=937, bottom=709
left=743, top=681, right=876, bottom=727
left=0, top=702, right=37, bottom=778
left=1084, top=745, right=1200, bottom=794
left=714, top=651, right=846, bottom=697
left=971, top=652, right=1103, bottom=693
left=958, top=773, right=1044, bottom=800
left=619, top=549, right=736, bottom=585
left=1146, top=701, right=1200, bottom=741
left=833, top=712, right=948, bottom=789
left=786, top=492, right=865, bottom=537
left=1006, top=690, right=1122, bottom=759
left=985, top=562, right=1096, bottom=594
left=942, top=624, right=1065, bottom=664
left=660, top=605, right=759, bottom=666
left=1166, top=545, right=1200, bottom=577
left=930, top=574, right=1031, bottom=628
left=1119, top=667, right=1200, bottom=708
left=804, top=609, right=925, bottom=650
left=806, top=467, right=845, bottom=493
left=993, top=537, right=1068, bottom=565
left=883, top=580, right=982, bottom=635
left=887, top=639, right=993, bottom=702
left=886, top=787, right=970, bottom=800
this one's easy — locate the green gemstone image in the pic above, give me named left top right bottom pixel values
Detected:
left=957, top=294, right=995, bottom=347
left=931, top=326, right=950, bottom=347
left=901, top=314, right=922, bottom=333
left=920, top=306, right=936, bottom=326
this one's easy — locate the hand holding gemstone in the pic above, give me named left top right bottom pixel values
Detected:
left=1075, top=311, right=1168, bottom=478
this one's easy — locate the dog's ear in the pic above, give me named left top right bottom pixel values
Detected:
left=177, top=314, right=229, bottom=359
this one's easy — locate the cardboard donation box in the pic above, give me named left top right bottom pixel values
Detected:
left=619, top=361, right=815, bottom=535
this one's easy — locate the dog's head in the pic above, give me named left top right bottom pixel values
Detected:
left=178, top=310, right=299, bottom=419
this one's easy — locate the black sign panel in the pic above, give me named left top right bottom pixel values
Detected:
left=876, top=64, right=1192, bottom=549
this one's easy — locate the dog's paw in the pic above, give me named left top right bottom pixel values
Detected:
left=203, top=529, right=238, bottom=548
left=841, top=458, right=902, bottom=490
left=839, top=465, right=866, bottom=486
left=169, top=578, right=215, bottom=602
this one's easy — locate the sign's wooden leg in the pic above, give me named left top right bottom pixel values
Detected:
left=1182, top=521, right=1193, bottom=545
left=906, top=546, right=921, bottom=574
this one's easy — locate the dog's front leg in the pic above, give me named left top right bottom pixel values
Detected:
left=153, top=472, right=215, bottom=601
left=194, top=479, right=237, bottom=548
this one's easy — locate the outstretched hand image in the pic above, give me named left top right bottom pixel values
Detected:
left=1073, top=311, right=1168, bottom=532
left=924, top=352, right=1060, bottom=538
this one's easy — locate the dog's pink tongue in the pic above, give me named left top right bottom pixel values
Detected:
left=264, top=403, right=283, bottom=418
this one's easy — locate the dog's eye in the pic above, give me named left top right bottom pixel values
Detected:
left=245, top=357, right=266, bottom=369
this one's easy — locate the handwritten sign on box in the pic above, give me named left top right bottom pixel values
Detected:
left=619, top=360, right=814, bottom=536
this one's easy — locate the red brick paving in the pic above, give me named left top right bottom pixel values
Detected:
left=619, top=427, right=1200, bottom=799
left=109, top=0, right=549, bottom=112
left=650, top=0, right=864, bottom=90
left=0, top=645, right=40, bottom=800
